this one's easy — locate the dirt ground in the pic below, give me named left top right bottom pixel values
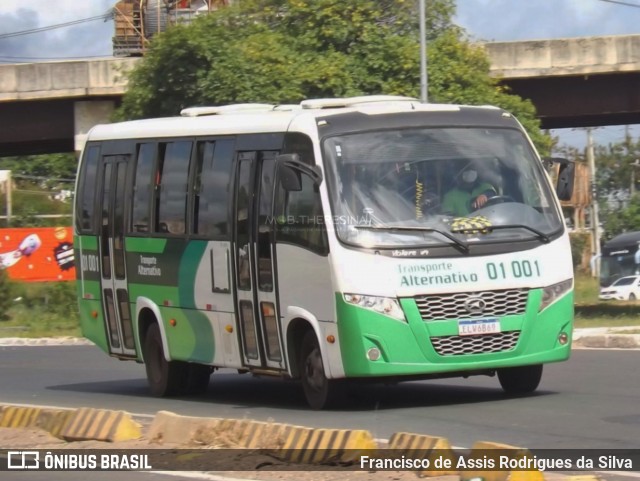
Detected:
left=0, top=426, right=442, bottom=481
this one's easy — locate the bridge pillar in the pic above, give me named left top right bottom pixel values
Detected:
left=74, top=100, right=116, bottom=153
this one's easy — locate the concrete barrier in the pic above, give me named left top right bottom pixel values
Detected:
left=387, top=431, right=458, bottom=476
left=0, top=405, right=141, bottom=442
left=59, top=407, right=142, bottom=442
left=461, top=441, right=545, bottom=481
left=149, top=410, right=377, bottom=465
left=0, top=405, right=74, bottom=439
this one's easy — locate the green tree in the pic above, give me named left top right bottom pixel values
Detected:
left=601, top=194, right=640, bottom=241
left=595, top=134, right=640, bottom=202
left=0, top=153, right=77, bottom=183
left=0, top=153, right=75, bottom=228
left=118, top=0, right=549, bottom=153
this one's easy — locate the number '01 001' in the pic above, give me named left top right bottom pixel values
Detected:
left=486, top=260, right=541, bottom=280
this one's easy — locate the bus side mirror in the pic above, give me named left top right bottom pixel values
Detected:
left=279, top=164, right=302, bottom=192
left=547, top=157, right=575, bottom=201
left=276, top=153, right=323, bottom=191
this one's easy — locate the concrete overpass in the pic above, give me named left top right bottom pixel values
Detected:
left=1, top=34, right=639, bottom=156
left=0, top=58, right=136, bottom=156
left=483, top=34, right=640, bottom=129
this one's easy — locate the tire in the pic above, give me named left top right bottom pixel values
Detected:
left=498, top=364, right=543, bottom=395
left=300, top=331, right=339, bottom=410
left=629, top=293, right=636, bottom=301
left=143, top=323, right=187, bottom=397
left=184, top=363, right=211, bottom=395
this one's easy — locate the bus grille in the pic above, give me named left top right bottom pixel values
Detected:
left=430, top=331, right=520, bottom=356
left=414, top=289, right=529, bottom=321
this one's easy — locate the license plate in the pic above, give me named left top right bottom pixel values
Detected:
left=458, top=318, right=500, bottom=336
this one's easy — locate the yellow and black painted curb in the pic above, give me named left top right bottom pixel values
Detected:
left=0, top=407, right=606, bottom=480
left=387, top=431, right=458, bottom=476
left=59, top=407, right=142, bottom=442
left=0, top=405, right=74, bottom=439
left=461, top=441, right=545, bottom=481
left=0, top=404, right=141, bottom=442
left=149, top=411, right=377, bottom=464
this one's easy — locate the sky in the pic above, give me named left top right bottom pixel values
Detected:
left=0, top=0, right=639, bottom=148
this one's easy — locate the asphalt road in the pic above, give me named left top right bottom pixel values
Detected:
left=0, top=345, right=639, bottom=450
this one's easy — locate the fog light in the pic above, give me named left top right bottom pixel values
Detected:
left=558, top=332, right=569, bottom=345
left=367, top=347, right=381, bottom=361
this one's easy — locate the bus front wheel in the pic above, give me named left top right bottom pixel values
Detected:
left=498, top=364, right=543, bottom=394
left=143, top=323, right=185, bottom=397
left=300, top=331, right=338, bottom=410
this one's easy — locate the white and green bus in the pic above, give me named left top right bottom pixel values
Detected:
left=74, top=96, right=575, bottom=409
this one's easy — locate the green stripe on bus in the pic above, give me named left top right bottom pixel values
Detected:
left=179, top=241, right=214, bottom=362
left=75, top=235, right=98, bottom=251
left=125, top=237, right=168, bottom=253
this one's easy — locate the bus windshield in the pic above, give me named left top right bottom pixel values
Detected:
left=323, top=127, right=563, bottom=248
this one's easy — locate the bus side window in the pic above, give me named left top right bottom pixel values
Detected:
left=131, top=143, right=156, bottom=233
left=275, top=175, right=328, bottom=256
left=276, top=132, right=327, bottom=255
left=155, top=141, right=192, bottom=235
left=193, top=139, right=234, bottom=238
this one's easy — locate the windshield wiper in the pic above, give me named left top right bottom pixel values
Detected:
left=354, top=224, right=469, bottom=252
left=452, top=224, right=550, bottom=243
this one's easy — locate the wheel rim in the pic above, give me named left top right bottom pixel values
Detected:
left=304, top=346, right=326, bottom=393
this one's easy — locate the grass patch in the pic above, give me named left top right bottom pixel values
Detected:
left=0, top=281, right=80, bottom=338
left=574, top=273, right=600, bottom=304
left=0, top=311, right=80, bottom=338
left=574, top=316, right=640, bottom=328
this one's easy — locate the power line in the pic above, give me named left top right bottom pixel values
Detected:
left=0, top=54, right=111, bottom=63
left=595, top=0, right=640, bottom=8
left=0, top=13, right=112, bottom=40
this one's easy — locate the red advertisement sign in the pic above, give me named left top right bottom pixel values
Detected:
left=0, top=227, right=75, bottom=282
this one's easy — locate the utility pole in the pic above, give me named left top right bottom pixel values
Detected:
left=419, top=0, right=428, bottom=103
left=587, top=128, right=600, bottom=277
left=1, top=171, right=12, bottom=227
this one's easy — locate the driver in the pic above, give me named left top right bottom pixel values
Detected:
left=441, top=166, right=497, bottom=217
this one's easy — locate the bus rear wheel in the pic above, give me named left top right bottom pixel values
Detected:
left=300, top=331, right=338, bottom=410
left=498, top=364, right=543, bottom=395
left=143, top=323, right=186, bottom=397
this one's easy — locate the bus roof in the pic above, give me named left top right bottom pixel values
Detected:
left=86, top=97, right=509, bottom=142
left=603, top=231, right=640, bottom=251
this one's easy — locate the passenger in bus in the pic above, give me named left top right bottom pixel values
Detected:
left=441, top=165, right=497, bottom=217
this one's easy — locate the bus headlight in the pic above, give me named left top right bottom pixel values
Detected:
left=344, top=294, right=406, bottom=322
left=539, top=279, right=573, bottom=312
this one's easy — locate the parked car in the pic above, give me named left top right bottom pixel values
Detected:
left=599, top=275, right=640, bottom=301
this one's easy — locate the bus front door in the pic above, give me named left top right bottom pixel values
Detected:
left=233, top=152, right=285, bottom=370
left=98, top=156, right=136, bottom=357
